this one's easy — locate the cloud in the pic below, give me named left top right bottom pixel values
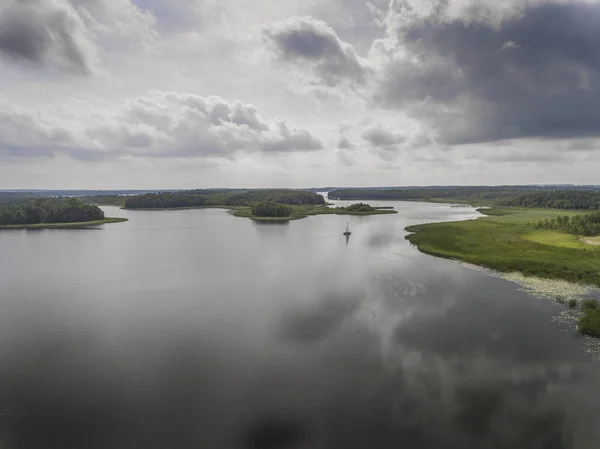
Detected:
left=337, top=136, right=354, bottom=149
left=0, top=0, right=92, bottom=74
left=3, top=0, right=600, bottom=187
left=263, top=16, right=371, bottom=86
left=0, top=0, right=158, bottom=76
left=362, top=125, right=406, bottom=147
left=499, top=40, right=520, bottom=51
left=72, top=0, right=157, bottom=52
left=261, top=120, right=323, bottom=152
left=336, top=150, right=355, bottom=166
left=374, top=0, right=600, bottom=145
left=0, top=92, right=323, bottom=160
left=0, top=106, right=82, bottom=158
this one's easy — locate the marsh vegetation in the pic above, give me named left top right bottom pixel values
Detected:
left=406, top=207, right=600, bottom=285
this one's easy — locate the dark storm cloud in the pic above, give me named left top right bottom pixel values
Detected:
left=0, top=0, right=90, bottom=74
left=376, top=1, right=600, bottom=145
left=264, top=16, right=370, bottom=86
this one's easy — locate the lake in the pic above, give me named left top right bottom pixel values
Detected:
left=0, top=201, right=599, bottom=449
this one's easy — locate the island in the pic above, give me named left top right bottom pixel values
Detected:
left=0, top=198, right=128, bottom=229
left=121, top=190, right=397, bottom=221
left=236, top=201, right=397, bottom=222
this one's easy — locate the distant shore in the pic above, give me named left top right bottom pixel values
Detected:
left=123, top=205, right=398, bottom=221
left=0, top=217, right=128, bottom=229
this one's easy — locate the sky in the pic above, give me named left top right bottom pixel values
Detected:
left=1, top=0, right=600, bottom=189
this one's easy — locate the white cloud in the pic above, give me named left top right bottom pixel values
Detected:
left=0, top=92, right=323, bottom=161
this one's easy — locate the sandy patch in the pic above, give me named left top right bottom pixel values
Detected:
left=581, top=237, right=600, bottom=246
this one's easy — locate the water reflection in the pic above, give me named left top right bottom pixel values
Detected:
left=0, top=203, right=597, bottom=448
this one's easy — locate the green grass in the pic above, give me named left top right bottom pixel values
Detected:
left=405, top=207, right=600, bottom=286
left=523, top=231, right=591, bottom=249
left=233, top=205, right=397, bottom=222
left=579, top=308, right=600, bottom=338
left=0, top=217, right=128, bottom=229
left=582, top=299, right=600, bottom=311
left=478, top=207, right=591, bottom=224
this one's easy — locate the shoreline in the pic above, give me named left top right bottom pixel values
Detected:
left=405, top=207, right=600, bottom=286
left=405, top=206, right=600, bottom=344
left=0, top=217, right=128, bottom=229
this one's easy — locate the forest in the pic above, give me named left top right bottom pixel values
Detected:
left=125, top=193, right=208, bottom=209
left=329, top=187, right=600, bottom=209
left=0, top=192, right=45, bottom=206
left=0, top=198, right=105, bottom=225
left=251, top=202, right=292, bottom=217
left=328, top=187, right=544, bottom=203
left=124, top=190, right=325, bottom=209
left=343, top=203, right=375, bottom=212
left=497, top=191, right=600, bottom=209
left=219, top=190, right=325, bottom=206
left=535, top=212, right=600, bottom=236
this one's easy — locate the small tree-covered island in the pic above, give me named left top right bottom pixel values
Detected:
left=0, top=198, right=127, bottom=229
left=123, top=190, right=397, bottom=221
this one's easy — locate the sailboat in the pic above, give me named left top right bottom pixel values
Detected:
left=343, top=222, right=351, bottom=236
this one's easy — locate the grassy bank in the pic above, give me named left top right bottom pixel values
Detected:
left=405, top=207, right=600, bottom=286
left=0, top=217, right=128, bottom=229
left=233, top=205, right=398, bottom=222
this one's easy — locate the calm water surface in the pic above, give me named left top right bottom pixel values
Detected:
left=0, top=201, right=599, bottom=449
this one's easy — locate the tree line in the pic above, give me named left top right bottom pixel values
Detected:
left=327, top=187, right=543, bottom=204
left=251, top=202, right=292, bottom=217
left=328, top=188, right=600, bottom=210
left=125, top=193, right=208, bottom=209
left=0, top=198, right=105, bottom=225
left=221, top=190, right=325, bottom=206
left=0, top=192, right=45, bottom=206
left=125, top=190, right=325, bottom=209
left=535, top=212, right=600, bottom=236
left=497, top=191, right=600, bottom=209
left=343, top=203, right=374, bottom=212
